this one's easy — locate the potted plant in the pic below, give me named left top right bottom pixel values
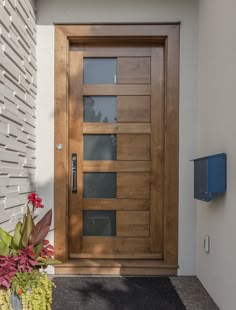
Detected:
left=0, top=193, right=60, bottom=309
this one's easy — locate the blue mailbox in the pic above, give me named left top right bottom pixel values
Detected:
left=192, top=153, right=226, bottom=202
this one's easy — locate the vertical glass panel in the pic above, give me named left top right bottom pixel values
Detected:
left=83, top=211, right=116, bottom=236
left=83, top=173, right=116, bottom=198
left=84, top=135, right=116, bottom=160
left=83, top=58, right=117, bottom=84
left=83, top=96, right=117, bottom=123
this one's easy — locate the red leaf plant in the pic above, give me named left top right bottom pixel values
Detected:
left=29, top=210, right=52, bottom=246
left=15, top=246, right=38, bottom=272
left=40, top=240, right=55, bottom=259
left=0, top=193, right=60, bottom=291
left=0, top=247, right=38, bottom=289
left=0, top=256, right=17, bottom=289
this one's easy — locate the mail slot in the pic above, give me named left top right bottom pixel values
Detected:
left=192, top=153, right=226, bottom=202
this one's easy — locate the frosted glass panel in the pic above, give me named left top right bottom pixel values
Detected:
left=83, top=96, right=117, bottom=123
left=84, top=135, right=116, bottom=160
left=83, top=211, right=116, bottom=236
left=83, top=58, right=117, bottom=84
left=83, top=173, right=116, bottom=198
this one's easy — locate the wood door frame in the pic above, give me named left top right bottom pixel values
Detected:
left=54, top=24, right=180, bottom=269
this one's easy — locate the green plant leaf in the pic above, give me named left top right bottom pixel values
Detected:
left=29, top=209, right=52, bottom=246
left=21, top=211, right=34, bottom=248
left=33, top=242, right=44, bottom=257
left=0, top=239, right=9, bottom=256
left=21, top=214, right=26, bottom=234
left=45, top=258, right=61, bottom=265
left=11, top=221, right=22, bottom=250
left=37, top=257, right=61, bottom=266
left=37, top=257, right=46, bottom=262
left=0, top=227, right=12, bottom=246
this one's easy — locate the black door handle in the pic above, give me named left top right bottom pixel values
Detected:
left=71, top=153, right=77, bottom=193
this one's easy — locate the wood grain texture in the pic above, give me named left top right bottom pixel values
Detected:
left=54, top=27, right=69, bottom=261
left=70, top=253, right=161, bottom=259
left=71, top=45, right=152, bottom=57
left=54, top=24, right=180, bottom=273
left=57, top=24, right=176, bottom=40
left=117, top=57, right=151, bottom=84
left=68, top=51, right=83, bottom=254
left=117, top=211, right=150, bottom=237
left=55, top=266, right=176, bottom=276
left=56, top=259, right=176, bottom=268
left=83, top=161, right=151, bottom=172
left=83, top=84, right=151, bottom=96
left=150, top=47, right=165, bottom=253
left=117, top=134, right=150, bottom=160
left=117, top=173, right=150, bottom=199
left=81, top=237, right=151, bottom=254
left=117, top=96, right=150, bottom=122
left=55, top=259, right=177, bottom=275
left=163, top=27, right=180, bottom=266
left=83, top=123, right=151, bottom=134
left=82, top=199, right=150, bottom=211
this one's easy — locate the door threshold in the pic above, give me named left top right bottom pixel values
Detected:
left=55, top=259, right=178, bottom=276
left=70, top=253, right=163, bottom=259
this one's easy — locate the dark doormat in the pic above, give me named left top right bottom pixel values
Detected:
left=52, top=277, right=186, bottom=310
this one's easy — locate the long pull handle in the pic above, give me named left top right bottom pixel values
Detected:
left=71, top=153, right=77, bottom=193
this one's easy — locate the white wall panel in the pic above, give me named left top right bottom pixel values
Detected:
left=197, top=1, right=236, bottom=309
left=0, top=0, right=36, bottom=231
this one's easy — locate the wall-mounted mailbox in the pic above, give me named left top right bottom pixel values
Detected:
left=192, top=153, right=226, bottom=202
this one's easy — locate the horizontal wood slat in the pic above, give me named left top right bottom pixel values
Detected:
left=117, top=96, right=151, bottom=123
left=83, top=123, right=151, bottom=134
left=117, top=57, right=151, bottom=84
left=70, top=253, right=162, bottom=259
left=117, top=172, right=150, bottom=199
left=56, top=259, right=174, bottom=269
left=71, top=45, right=152, bottom=57
left=55, top=266, right=175, bottom=276
left=56, top=267, right=175, bottom=276
left=58, top=24, right=174, bottom=40
left=82, top=199, right=150, bottom=211
left=83, top=84, right=151, bottom=95
left=56, top=256, right=175, bottom=275
left=117, top=134, right=150, bottom=160
left=117, top=211, right=150, bottom=237
left=81, top=237, right=151, bottom=254
left=83, top=161, right=150, bottom=172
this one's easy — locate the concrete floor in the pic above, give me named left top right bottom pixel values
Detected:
left=170, top=277, right=219, bottom=310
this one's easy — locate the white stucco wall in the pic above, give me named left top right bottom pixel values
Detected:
left=197, top=0, right=236, bottom=309
left=36, top=0, right=198, bottom=275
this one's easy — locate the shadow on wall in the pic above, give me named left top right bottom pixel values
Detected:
left=36, top=178, right=54, bottom=226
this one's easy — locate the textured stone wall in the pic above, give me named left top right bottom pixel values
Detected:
left=0, top=0, right=36, bottom=231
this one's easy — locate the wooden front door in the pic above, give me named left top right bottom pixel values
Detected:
left=55, top=24, right=179, bottom=274
left=68, top=44, right=164, bottom=260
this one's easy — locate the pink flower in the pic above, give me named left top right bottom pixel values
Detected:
left=28, top=192, right=44, bottom=209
